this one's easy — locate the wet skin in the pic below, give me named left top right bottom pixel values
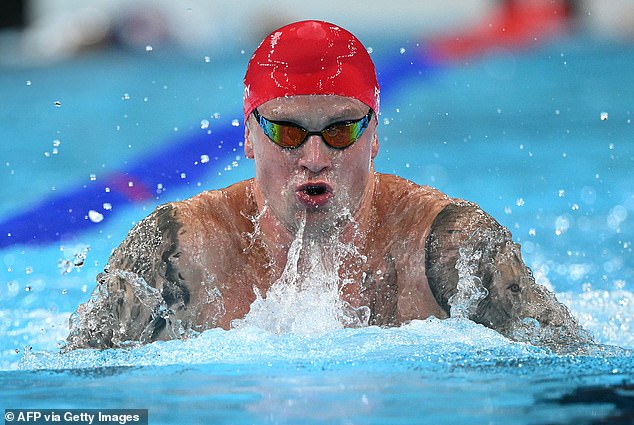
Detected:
left=65, top=96, right=590, bottom=351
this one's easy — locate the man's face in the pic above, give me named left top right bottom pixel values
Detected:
left=245, top=95, right=379, bottom=234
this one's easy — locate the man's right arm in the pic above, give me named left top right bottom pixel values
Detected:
left=64, top=204, right=189, bottom=350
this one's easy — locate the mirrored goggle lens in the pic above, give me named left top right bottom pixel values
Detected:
left=262, top=121, right=308, bottom=148
left=321, top=120, right=368, bottom=149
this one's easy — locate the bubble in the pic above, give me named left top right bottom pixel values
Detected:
left=200, top=119, right=210, bottom=129
left=516, top=198, right=525, bottom=207
left=204, top=56, right=211, bottom=63
left=399, top=47, right=406, bottom=54
left=26, top=80, right=32, bottom=86
left=54, top=101, right=61, bottom=107
left=122, top=93, right=130, bottom=101
left=600, top=112, right=609, bottom=121
left=103, top=203, right=112, bottom=211
left=558, top=189, right=565, bottom=197
left=200, top=154, right=210, bottom=164
left=231, top=119, right=240, bottom=127
left=88, top=210, right=104, bottom=223
left=555, top=214, right=572, bottom=235
left=581, top=186, right=597, bottom=205
left=89, top=174, right=97, bottom=181
left=145, top=45, right=153, bottom=52
left=607, top=205, right=628, bottom=230
left=180, top=173, right=187, bottom=179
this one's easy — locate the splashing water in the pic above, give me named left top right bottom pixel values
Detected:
left=233, top=216, right=369, bottom=336
left=449, top=246, right=488, bottom=319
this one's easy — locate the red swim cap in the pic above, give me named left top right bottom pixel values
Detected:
left=243, top=20, right=380, bottom=119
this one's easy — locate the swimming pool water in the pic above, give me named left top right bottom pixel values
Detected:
left=1, top=36, right=633, bottom=424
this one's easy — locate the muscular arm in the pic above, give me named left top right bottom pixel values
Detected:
left=425, top=202, right=592, bottom=350
left=64, top=204, right=190, bottom=350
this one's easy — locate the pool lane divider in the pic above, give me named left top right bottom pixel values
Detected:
left=0, top=47, right=445, bottom=249
left=0, top=2, right=570, bottom=248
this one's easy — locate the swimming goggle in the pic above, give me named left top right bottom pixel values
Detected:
left=252, top=108, right=373, bottom=149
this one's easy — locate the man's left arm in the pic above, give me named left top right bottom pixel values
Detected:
left=425, top=202, right=593, bottom=350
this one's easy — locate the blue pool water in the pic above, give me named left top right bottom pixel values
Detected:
left=1, top=35, right=633, bottom=424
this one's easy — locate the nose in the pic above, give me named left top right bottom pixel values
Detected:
left=297, top=135, right=332, bottom=173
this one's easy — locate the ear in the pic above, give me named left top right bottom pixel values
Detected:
left=370, top=131, right=379, bottom=159
left=244, top=123, right=254, bottom=159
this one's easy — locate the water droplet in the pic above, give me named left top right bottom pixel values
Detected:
left=231, top=119, right=240, bottom=127
left=25, top=267, right=33, bottom=275
left=366, top=47, right=373, bottom=54
left=122, top=93, right=131, bottom=101
left=204, top=56, right=211, bottom=63
left=89, top=173, right=97, bottom=181
left=180, top=172, right=187, bottom=179
left=200, top=154, right=210, bottom=163
left=600, top=112, right=608, bottom=121
left=558, top=189, right=565, bottom=197
left=26, top=80, right=32, bottom=86
left=145, top=45, right=153, bottom=52
left=128, top=181, right=134, bottom=187
left=399, top=47, right=406, bottom=54
left=103, top=203, right=112, bottom=211
left=200, top=119, right=210, bottom=129
left=516, top=198, right=525, bottom=207
left=528, top=228, right=536, bottom=236
left=88, top=210, right=104, bottom=223
left=61, top=289, right=68, bottom=295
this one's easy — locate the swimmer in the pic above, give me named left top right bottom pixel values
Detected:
left=66, top=20, right=590, bottom=351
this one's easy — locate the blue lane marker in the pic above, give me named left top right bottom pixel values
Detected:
left=0, top=48, right=441, bottom=249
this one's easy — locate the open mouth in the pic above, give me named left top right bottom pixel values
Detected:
left=303, top=185, right=328, bottom=196
left=296, top=182, right=333, bottom=208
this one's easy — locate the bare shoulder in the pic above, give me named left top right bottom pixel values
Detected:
left=373, top=173, right=453, bottom=229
